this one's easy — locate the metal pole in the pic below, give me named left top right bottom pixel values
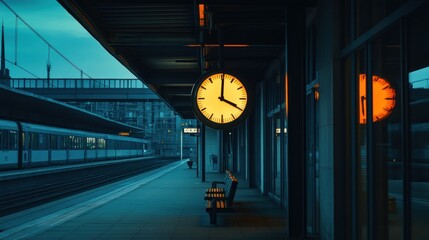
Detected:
left=201, top=124, right=205, bottom=182
left=196, top=135, right=199, bottom=178
left=180, top=130, right=183, bottom=160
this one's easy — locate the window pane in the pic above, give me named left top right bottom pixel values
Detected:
left=408, top=5, right=429, bottom=239
left=356, top=0, right=406, bottom=37
left=356, top=48, right=368, bottom=240
left=371, top=23, right=403, bottom=239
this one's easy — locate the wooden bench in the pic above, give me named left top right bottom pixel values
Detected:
left=205, top=170, right=238, bottom=224
left=205, top=170, right=233, bottom=195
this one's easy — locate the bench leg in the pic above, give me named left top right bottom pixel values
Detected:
left=209, top=213, right=217, bottom=225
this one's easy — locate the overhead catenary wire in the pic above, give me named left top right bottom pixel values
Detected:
left=0, top=0, right=92, bottom=79
left=5, top=58, right=39, bottom=78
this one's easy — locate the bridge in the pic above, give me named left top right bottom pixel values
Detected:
left=8, top=78, right=160, bottom=101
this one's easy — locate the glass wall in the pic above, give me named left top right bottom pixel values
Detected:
left=305, top=9, right=320, bottom=236
left=263, top=57, right=287, bottom=204
left=408, top=6, right=429, bottom=239
left=371, top=23, right=403, bottom=239
left=356, top=48, right=369, bottom=240
left=341, top=0, right=429, bottom=239
left=266, top=69, right=283, bottom=201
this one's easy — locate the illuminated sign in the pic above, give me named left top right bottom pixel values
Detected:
left=183, top=127, right=200, bottom=134
left=276, top=128, right=287, bottom=135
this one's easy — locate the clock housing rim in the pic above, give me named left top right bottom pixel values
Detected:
left=191, top=70, right=254, bottom=130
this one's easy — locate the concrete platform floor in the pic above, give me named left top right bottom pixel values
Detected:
left=0, top=160, right=288, bottom=240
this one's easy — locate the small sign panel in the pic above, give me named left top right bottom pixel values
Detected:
left=183, top=127, right=200, bottom=134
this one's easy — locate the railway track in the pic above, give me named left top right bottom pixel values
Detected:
left=0, top=158, right=178, bottom=217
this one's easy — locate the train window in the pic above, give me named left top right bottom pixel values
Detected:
left=87, top=137, right=96, bottom=149
left=30, top=133, right=37, bottom=149
left=69, top=136, right=76, bottom=149
left=56, top=135, right=65, bottom=150
left=0, top=130, right=4, bottom=150
left=31, top=133, right=49, bottom=150
left=70, top=136, right=84, bottom=150
left=56, top=135, right=66, bottom=150
left=11, top=131, right=18, bottom=150
left=0, top=130, right=18, bottom=150
left=0, top=130, right=3, bottom=150
left=50, top=135, right=57, bottom=150
left=40, top=133, right=48, bottom=150
left=62, top=136, right=71, bottom=149
left=97, top=138, right=106, bottom=149
left=52, top=135, right=65, bottom=150
left=112, top=139, right=116, bottom=149
left=79, top=137, right=84, bottom=149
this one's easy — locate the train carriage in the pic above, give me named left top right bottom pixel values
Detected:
left=0, top=119, right=19, bottom=169
left=0, top=119, right=154, bottom=170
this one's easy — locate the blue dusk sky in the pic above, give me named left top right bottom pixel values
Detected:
left=0, top=0, right=136, bottom=79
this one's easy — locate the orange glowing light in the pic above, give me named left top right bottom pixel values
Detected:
left=285, top=74, right=289, bottom=118
left=359, top=74, right=396, bottom=124
left=199, top=4, right=205, bottom=27
left=314, top=83, right=320, bottom=102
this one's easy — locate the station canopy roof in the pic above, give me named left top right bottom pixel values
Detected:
left=58, top=0, right=310, bottom=119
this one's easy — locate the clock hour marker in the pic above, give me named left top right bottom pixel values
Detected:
left=385, top=97, right=395, bottom=100
left=237, top=86, right=243, bottom=90
left=209, top=114, right=213, bottom=119
left=221, top=114, right=224, bottom=123
left=382, top=86, right=389, bottom=90
left=198, top=97, right=205, bottom=100
left=239, top=98, right=246, bottom=100
left=201, top=86, right=206, bottom=90
left=201, top=107, right=206, bottom=111
left=209, top=78, right=213, bottom=83
left=231, top=114, right=235, bottom=119
left=230, top=78, right=235, bottom=83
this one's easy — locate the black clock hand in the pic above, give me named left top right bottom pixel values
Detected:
left=222, top=98, right=243, bottom=111
left=361, top=96, right=366, bottom=115
left=220, top=74, right=225, bottom=100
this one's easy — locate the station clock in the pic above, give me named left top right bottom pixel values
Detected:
left=359, top=74, right=396, bottom=124
left=191, top=71, right=252, bottom=130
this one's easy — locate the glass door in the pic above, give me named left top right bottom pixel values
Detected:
left=305, top=84, right=320, bottom=236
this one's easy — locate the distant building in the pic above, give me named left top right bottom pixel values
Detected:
left=67, top=101, right=197, bottom=157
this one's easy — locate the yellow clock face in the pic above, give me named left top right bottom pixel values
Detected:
left=359, top=74, right=396, bottom=124
left=192, top=72, right=249, bottom=129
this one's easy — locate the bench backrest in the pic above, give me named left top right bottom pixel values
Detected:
left=224, top=172, right=238, bottom=206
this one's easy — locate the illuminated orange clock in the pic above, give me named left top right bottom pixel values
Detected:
left=192, top=71, right=252, bottom=130
left=359, top=74, right=396, bottom=124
